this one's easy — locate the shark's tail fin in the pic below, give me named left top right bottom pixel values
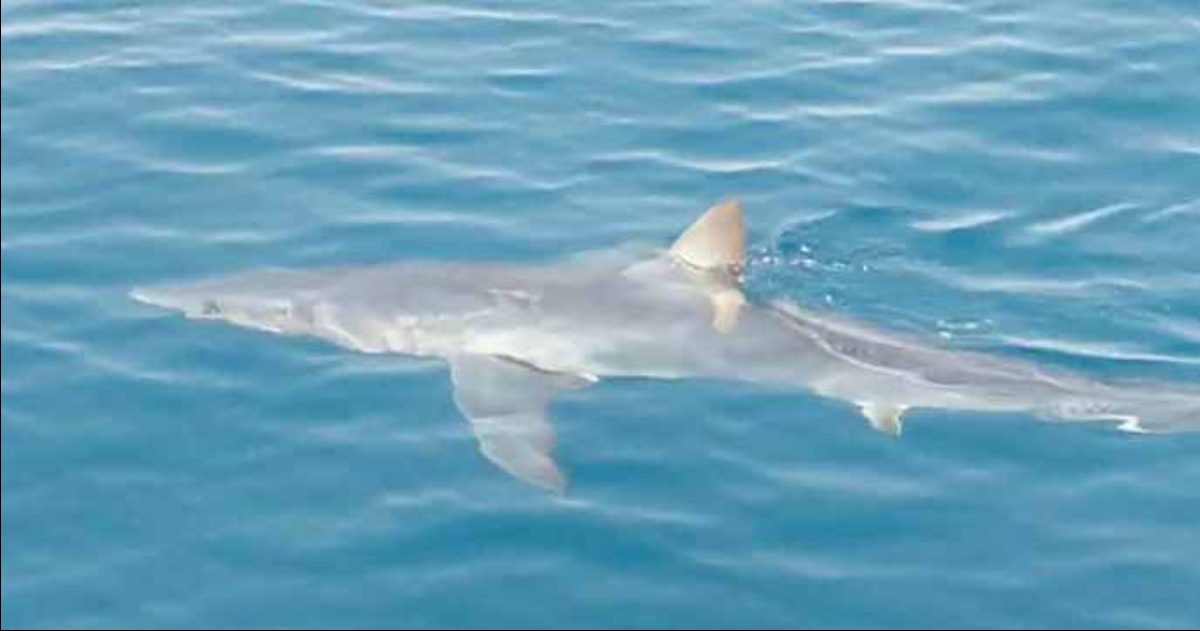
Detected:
left=1047, top=389, right=1200, bottom=434
left=1133, top=402, right=1200, bottom=434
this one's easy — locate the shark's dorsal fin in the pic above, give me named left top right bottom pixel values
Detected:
left=669, top=199, right=747, bottom=333
left=670, top=199, right=746, bottom=273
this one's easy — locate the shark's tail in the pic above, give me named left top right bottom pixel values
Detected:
left=1046, top=387, right=1200, bottom=434
left=1133, top=402, right=1200, bottom=434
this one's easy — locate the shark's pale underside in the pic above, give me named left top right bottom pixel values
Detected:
left=134, top=200, right=1200, bottom=492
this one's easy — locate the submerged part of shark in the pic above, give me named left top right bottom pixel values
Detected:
left=133, top=200, right=1200, bottom=492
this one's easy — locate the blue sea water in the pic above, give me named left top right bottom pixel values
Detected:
left=3, top=0, right=1200, bottom=628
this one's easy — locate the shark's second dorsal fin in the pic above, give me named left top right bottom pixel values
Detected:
left=670, top=199, right=746, bottom=273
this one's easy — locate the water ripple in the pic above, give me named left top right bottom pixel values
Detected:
left=896, top=261, right=1155, bottom=297
left=904, top=72, right=1064, bottom=107
left=244, top=69, right=441, bottom=97
left=912, top=209, right=1015, bottom=233
left=1, top=15, right=130, bottom=40
left=307, top=1, right=632, bottom=31
left=3, top=322, right=235, bottom=391
left=1026, top=202, right=1142, bottom=237
left=1144, top=200, right=1200, bottom=224
left=588, top=149, right=793, bottom=177
left=996, top=336, right=1200, bottom=367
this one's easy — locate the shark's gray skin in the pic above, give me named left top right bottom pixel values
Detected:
left=133, top=200, right=1200, bottom=492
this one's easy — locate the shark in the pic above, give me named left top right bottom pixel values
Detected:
left=133, top=199, right=1200, bottom=492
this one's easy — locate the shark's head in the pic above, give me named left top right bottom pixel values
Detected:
left=131, top=284, right=228, bottom=318
left=131, top=281, right=307, bottom=336
left=132, top=268, right=299, bottom=317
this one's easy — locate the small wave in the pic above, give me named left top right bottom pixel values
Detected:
left=302, top=1, right=630, bottom=31
left=306, top=418, right=465, bottom=450
left=912, top=210, right=1014, bottom=233
left=308, top=143, right=585, bottom=196
left=559, top=498, right=715, bottom=529
left=1150, top=315, right=1200, bottom=347
left=1026, top=202, right=1140, bottom=237
left=37, top=130, right=253, bottom=178
left=718, top=101, right=889, bottom=123
left=246, top=70, right=441, bottom=97
left=307, top=144, right=429, bottom=164
left=484, top=66, right=566, bottom=93
left=896, top=262, right=1153, bottom=297
left=378, top=484, right=712, bottom=529
left=1, top=16, right=130, bottom=40
left=2, top=322, right=242, bottom=391
left=904, top=72, right=1061, bottom=107
left=220, top=27, right=356, bottom=49
left=138, top=105, right=243, bottom=125
left=1153, top=135, right=1200, bottom=158
left=587, top=149, right=792, bottom=177
left=691, top=548, right=900, bottom=582
left=998, top=336, right=1200, bottom=367
left=1143, top=200, right=1200, bottom=224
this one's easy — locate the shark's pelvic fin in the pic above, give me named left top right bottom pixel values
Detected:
left=861, top=403, right=908, bottom=437
left=449, top=354, right=590, bottom=494
left=671, top=199, right=746, bottom=273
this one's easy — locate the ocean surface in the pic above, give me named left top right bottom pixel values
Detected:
left=3, top=1, right=1200, bottom=628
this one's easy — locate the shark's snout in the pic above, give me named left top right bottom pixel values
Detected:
left=131, top=285, right=221, bottom=317
left=131, top=286, right=188, bottom=312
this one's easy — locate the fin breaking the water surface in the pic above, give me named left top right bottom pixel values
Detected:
left=670, top=199, right=745, bottom=272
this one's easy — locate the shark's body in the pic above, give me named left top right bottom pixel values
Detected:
left=134, top=201, right=1199, bottom=491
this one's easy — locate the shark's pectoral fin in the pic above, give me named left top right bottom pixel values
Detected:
left=449, top=354, right=590, bottom=493
left=860, top=403, right=908, bottom=437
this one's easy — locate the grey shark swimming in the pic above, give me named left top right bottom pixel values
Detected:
left=133, top=200, right=1200, bottom=492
